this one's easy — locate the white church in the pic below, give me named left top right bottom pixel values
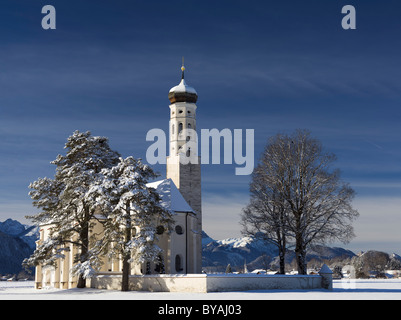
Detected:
left=35, top=64, right=203, bottom=289
left=34, top=65, right=334, bottom=293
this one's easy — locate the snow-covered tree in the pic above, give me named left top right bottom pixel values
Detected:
left=90, top=156, right=174, bottom=291
left=24, top=131, right=120, bottom=288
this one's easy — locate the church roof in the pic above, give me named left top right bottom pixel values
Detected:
left=168, top=64, right=198, bottom=104
left=169, top=79, right=197, bottom=95
left=147, top=178, right=195, bottom=213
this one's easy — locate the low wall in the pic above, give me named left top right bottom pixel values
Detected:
left=206, top=274, right=322, bottom=292
left=90, top=268, right=332, bottom=292
left=91, top=273, right=208, bottom=292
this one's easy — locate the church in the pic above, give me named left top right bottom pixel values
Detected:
left=34, top=64, right=202, bottom=289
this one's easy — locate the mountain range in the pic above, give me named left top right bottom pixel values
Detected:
left=202, top=231, right=357, bottom=272
left=0, top=219, right=399, bottom=277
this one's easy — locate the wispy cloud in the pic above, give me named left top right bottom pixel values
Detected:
left=345, top=196, right=401, bottom=254
left=202, top=193, right=247, bottom=240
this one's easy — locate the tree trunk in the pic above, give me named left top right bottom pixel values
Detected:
left=121, top=254, right=130, bottom=291
left=294, top=212, right=307, bottom=275
left=276, top=229, right=286, bottom=274
left=77, top=220, right=89, bottom=288
left=121, top=209, right=132, bottom=291
left=295, top=240, right=307, bottom=275
left=296, top=251, right=307, bottom=274
left=77, top=274, right=86, bottom=289
left=279, top=250, right=285, bottom=274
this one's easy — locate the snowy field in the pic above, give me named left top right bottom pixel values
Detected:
left=1, top=279, right=401, bottom=300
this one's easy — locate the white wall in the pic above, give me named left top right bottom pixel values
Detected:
left=90, top=273, right=331, bottom=292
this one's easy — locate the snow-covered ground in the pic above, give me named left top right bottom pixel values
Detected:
left=1, top=279, right=401, bottom=300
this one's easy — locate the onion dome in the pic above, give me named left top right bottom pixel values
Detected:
left=168, top=63, right=198, bottom=104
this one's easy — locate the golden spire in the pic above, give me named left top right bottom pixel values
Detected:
left=181, top=56, right=185, bottom=79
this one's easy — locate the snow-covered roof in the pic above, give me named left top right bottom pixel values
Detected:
left=319, top=264, right=333, bottom=274
left=147, top=178, right=194, bottom=213
left=169, top=79, right=197, bottom=95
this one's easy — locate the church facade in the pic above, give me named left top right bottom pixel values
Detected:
left=34, top=65, right=202, bottom=289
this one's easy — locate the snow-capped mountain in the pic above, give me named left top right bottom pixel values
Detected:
left=201, top=231, right=356, bottom=272
left=0, top=218, right=26, bottom=235
left=201, top=231, right=215, bottom=246
left=0, top=218, right=39, bottom=250
left=202, top=231, right=279, bottom=272
left=0, top=219, right=39, bottom=275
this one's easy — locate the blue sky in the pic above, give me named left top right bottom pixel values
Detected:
left=1, top=0, right=401, bottom=254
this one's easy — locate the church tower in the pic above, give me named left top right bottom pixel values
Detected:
left=167, top=62, right=202, bottom=273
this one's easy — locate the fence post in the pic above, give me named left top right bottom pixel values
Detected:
left=319, top=264, right=333, bottom=290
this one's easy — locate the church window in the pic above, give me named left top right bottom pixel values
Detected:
left=187, top=123, right=192, bottom=129
left=178, top=122, right=183, bottom=134
left=179, top=109, right=183, bottom=114
left=186, top=148, right=191, bottom=157
left=172, top=124, right=175, bottom=135
left=156, top=226, right=165, bottom=235
left=175, top=255, right=183, bottom=272
left=175, top=225, right=184, bottom=235
left=187, top=110, right=191, bottom=114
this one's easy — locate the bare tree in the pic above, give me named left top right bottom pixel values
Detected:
left=241, top=178, right=288, bottom=274
left=242, top=130, right=359, bottom=275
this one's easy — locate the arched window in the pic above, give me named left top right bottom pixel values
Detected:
left=172, top=124, right=175, bottom=135
left=175, top=225, right=184, bottom=235
left=175, top=255, right=183, bottom=272
left=156, top=226, right=165, bottom=235
left=187, top=123, right=192, bottom=129
left=178, top=123, right=183, bottom=134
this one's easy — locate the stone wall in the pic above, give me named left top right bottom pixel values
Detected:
left=90, top=266, right=333, bottom=292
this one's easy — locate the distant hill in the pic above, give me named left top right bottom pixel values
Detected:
left=350, top=250, right=401, bottom=277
